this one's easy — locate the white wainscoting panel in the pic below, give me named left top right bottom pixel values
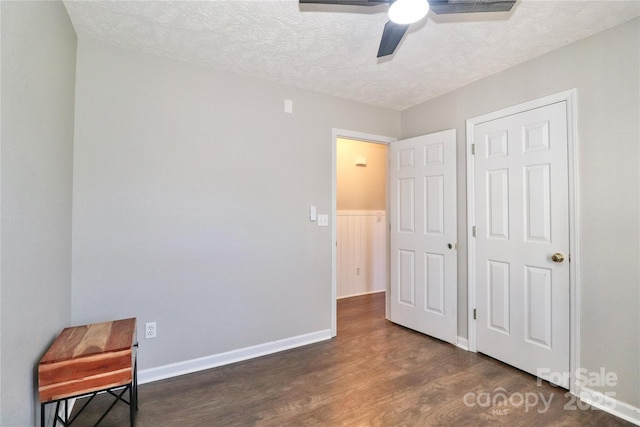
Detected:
left=337, top=211, right=387, bottom=298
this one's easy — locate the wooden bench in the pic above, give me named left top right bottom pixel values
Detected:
left=38, top=318, right=138, bottom=426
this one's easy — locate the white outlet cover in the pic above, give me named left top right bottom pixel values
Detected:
left=145, top=322, right=157, bottom=339
left=317, top=214, right=329, bottom=227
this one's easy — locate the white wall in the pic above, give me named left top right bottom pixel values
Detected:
left=336, top=211, right=386, bottom=298
left=401, top=18, right=639, bottom=410
left=0, top=1, right=76, bottom=425
left=336, top=138, right=387, bottom=210
left=71, top=40, right=400, bottom=372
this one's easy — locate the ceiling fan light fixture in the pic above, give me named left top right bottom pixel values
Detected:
left=388, top=0, right=429, bottom=25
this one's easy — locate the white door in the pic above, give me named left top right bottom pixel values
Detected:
left=473, top=101, right=570, bottom=387
left=389, top=129, right=457, bottom=344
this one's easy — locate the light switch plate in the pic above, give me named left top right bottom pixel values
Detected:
left=317, top=214, right=329, bottom=227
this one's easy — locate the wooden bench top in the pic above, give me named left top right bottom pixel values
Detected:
left=40, top=318, right=136, bottom=364
left=39, top=318, right=137, bottom=402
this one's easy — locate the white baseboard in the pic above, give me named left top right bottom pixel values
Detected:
left=455, top=336, right=469, bottom=351
left=579, top=387, right=640, bottom=425
left=337, top=210, right=386, bottom=216
left=138, top=329, right=332, bottom=385
left=337, top=289, right=385, bottom=300
left=44, top=397, right=76, bottom=425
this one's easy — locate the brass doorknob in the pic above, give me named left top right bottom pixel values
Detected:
left=551, top=253, right=565, bottom=263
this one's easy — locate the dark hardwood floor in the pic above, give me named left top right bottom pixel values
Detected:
left=71, top=293, right=631, bottom=426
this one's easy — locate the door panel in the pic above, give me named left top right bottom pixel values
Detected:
left=474, top=101, right=570, bottom=387
left=398, top=178, right=415, bottom=232
left=389, top=129, right=457, bottom=344
left=425, top=252, right=444, bottom=314
left=398, top=250, right=416, bottom=306
left=488, top=260, right=510, bottom=334
left=525, top=266, right=552, bottom=348
left=425, top=175, right=444, bottom=235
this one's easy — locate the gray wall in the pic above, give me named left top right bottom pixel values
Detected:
left=0, top=1, right=76, bottom=425
left=401, top=18, right=639, bottom=408
left=71, top=40, right=400, bottom=370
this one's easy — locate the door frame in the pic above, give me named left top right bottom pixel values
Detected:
left=331, top=128, right=396, bottom=337
left=466, top=89, right=580, bottom=395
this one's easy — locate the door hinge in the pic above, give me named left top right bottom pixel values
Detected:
left=472, top=226, right=476, bottom=237
left=473, top=308, right=477, bottom=320
left=471, top=144, right=475, bottom=155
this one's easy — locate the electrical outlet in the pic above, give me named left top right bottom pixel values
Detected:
left=145, top=322, right=157, bottom=339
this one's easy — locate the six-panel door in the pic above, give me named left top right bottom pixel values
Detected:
left=473, top=101, right=570, bottom=387
left=389, top=129, right=457, bottom=344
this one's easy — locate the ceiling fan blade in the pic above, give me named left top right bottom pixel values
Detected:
left=300, top=0, right=389, bottom=6
left=428, top=0, right=516, bottom=14
left=377, top=21, right=410, bottom=58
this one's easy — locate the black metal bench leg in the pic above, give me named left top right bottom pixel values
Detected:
left=130, top=383, right=135, bottom=427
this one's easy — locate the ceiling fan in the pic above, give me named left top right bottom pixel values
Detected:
left=299, top=0, right=516, bottom=57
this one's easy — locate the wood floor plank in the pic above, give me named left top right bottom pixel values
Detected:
left=70, top=293, right=632, bottom=426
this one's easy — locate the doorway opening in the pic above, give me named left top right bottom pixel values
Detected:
left=331, top=129, right=396, bottom=337
left=336, top=138, right=388, bottom=300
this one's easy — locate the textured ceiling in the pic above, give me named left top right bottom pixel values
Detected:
left=63, top=0, right=639, bottom=111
